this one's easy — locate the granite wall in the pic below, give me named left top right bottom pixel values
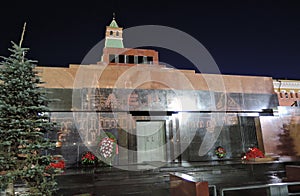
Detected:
left=46, top=87, right=278, bottom=167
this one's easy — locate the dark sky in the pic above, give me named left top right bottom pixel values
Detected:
left=1, top=0, right=300, bottom=79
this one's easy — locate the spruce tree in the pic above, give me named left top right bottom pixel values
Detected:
left=0, top=23, right=59, bottom=195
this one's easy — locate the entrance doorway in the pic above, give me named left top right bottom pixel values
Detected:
left=136, top=121, right=166, bottom=163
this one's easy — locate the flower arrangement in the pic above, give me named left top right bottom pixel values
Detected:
left=215, top=146, right=226, bottom=158
left=97, top=132, right=118, bottom=165
left=81, top=151, right=97, bottom=165
left=45, top=155, right=65, bottom=175
left=47, top=155, right=65, bottom=169
left=242, top=147, right=265, bottom=160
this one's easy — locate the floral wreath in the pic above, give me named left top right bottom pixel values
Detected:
left=97, top=132, right=118, bottom=164
left=81, top=151, right=98, bottom=165
left=215, top=146, right=226, bottom=158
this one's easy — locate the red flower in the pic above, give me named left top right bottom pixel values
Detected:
left=81, top=151, right=97, bottom=165
left=244, top=147, right=265, bottom=160
left=49, top=160, right=65, bottom=169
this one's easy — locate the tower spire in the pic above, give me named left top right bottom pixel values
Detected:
left=109, top=13, right=119, bottom=28
left=19, top=22, right=27, bottom=47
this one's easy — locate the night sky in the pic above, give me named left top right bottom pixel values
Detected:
left=1, top=0, right=300, bottom=79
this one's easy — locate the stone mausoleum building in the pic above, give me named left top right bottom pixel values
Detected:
left=36, top=17, right=300, bottom=171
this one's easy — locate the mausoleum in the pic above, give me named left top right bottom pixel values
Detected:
left=36, top=17, right=299, bottom=171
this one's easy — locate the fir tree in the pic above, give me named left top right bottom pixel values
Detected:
left=0, top=23, right=59, bottom=195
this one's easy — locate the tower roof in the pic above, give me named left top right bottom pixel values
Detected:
left=109, top=17, right=119, bottom=28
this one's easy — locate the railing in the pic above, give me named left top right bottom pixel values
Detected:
left=220, top=181, right=300, bottom=196
left=170, top=172, right=300, bottom=196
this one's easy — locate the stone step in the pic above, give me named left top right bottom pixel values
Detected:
left=56, top=161, right=288, bottom=195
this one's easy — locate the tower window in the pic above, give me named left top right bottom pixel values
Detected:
left=109, top=54, right=116, bottom=63
left=147, top=56, right=153, bottom=64
left=138, top=56, right=143, bottom=64
left=110, top=31, right=113, bottom=35
left=116, top=31, right=119, bottom=36
left=127, top=55, right=134, bottom=64
left=119, top=55, right=125, bottom=63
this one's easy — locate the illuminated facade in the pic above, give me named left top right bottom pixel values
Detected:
left=36, top=18, right=300, bottom=167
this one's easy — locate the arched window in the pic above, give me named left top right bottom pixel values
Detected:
left=290, top=90, right=295, bottom=98
left=110, top=31, right=113, bottom=35
left=280, top=90, right=286, bottom=99
left=285, top=92, right=289, bottom=98
left=116, top=31, right=119, bottom=36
